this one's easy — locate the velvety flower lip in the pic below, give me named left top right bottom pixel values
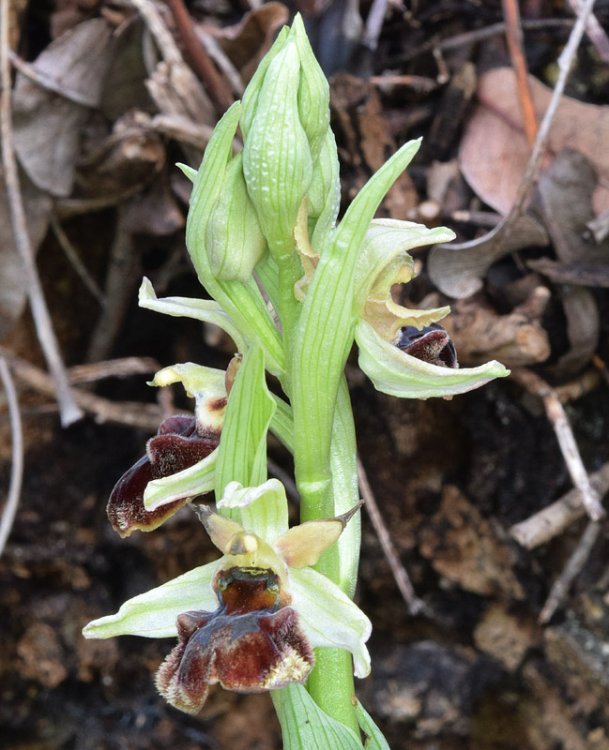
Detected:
left=155, top=567, right=314, bottom=714
left=396, top=323, right=458, bottom=368
left=107, top=414, right=219, bottom=538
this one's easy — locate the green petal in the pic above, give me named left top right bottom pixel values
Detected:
left=218, top=478, right=289, bottom=543
left=138, top=277, right=246, bottom=353
left=356, top=320, right=510, bottom=398
left=143, top=449, right=217, bottom=511
left=82, top=563, right=219, bottom=639
left=290, top=567, right=372, bottom=678
left=272, top=684, right=362, bottom=750
left=354, top=219, right=455, bottom=309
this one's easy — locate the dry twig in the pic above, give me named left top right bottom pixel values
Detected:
left=511, top=368, right=604, bottom=521
left=502, top=0, right=538, bottom=146
left=539, top=520, right=602, bottom=623
left=568, top=0, right=609, bottom=62
left=50, top=213, right=106, bottom=306
left=0, top=357, right=24, bottom=557
left=362, top=0, right=391, bottom=51
left=0, top=348, right=162, bottom=432
left=0, top=0, right=82, bottom=426
left=511, top=462, right=609, bottom=549
left=166, top=0, right=233, bottom=113
left=357, top=457, right=427, bottom=616
left=86, top=210, right=138, bottom=363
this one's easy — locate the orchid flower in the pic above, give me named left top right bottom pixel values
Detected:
left=84, top=480, right=370, bottom=714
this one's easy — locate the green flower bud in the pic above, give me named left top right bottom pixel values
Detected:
left=207, top=153, right=267, bottom=282
left=242, top=38, right=313, bottom=260
left=292, top=15, right=330, bottom=161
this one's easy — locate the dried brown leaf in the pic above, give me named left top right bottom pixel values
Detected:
left=213, top=2, right=290, bottom=83
left=459, top=67, right=609, bottom=216
left=12, top=19, right=115, bottom=197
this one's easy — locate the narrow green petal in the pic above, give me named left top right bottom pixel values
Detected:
left=290, top=567, right=372, bottom=678
left=218, top=479, right=289, bottom=543
left=272, top=684, right=362, bottom=750
left=143, top=449, right=217, bottom=511
left=356, top=320, right=510, bottom=398
left=82, top=563, right=219, bottom=639
left=138, top=277, right=246, bottom=353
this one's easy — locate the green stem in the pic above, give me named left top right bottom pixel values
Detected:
left=306, top=649, right=359, bottom=737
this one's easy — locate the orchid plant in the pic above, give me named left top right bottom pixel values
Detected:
left=83, top=16, right=508, bottom=748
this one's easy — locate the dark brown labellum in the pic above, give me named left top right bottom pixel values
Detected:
left=106, top=414, right=219, bottom=537
left=155, top=568, right=314, bottom=714
left=396, top=324, right=458, bottom=368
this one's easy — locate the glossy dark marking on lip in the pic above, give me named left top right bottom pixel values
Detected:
left=396, top=324, right=458, bottom=368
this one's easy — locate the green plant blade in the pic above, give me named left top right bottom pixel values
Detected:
left=143, top=450, right=217, bottom=511
left=272, top=684, right=362, bottom=750
left=354, top=701, right=391, bottom=750
left=215, top=345, right=276, bottom=501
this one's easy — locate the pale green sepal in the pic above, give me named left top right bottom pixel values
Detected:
left=184, top=104, right=285, bottom=377
left=354, top=219, right=456, bottom=308
left=138, top=277, right=246, bottom=353
left=82, top=563, right=218, bottom=640
left=150, top=362, right=226, bottom=433
left=218, top=478, right=289, bottom=544
left=330, top=378, right=361, bottom=597
left=290, top=566, right=372, bottom=678
left=176, top=163, right=197, bottom=183
left=309, top=129, right=340, bottom=250
left=143, top=449, right=216, bottom=511
left=215, top=346, right=276, bottom=501
left=291, top=14, right=330, bottom=161
left=187, top=102, right=241, bottom=278
left=272, top=684, right=362, bottom=750
left=242, top=40, right=313, bottom=259
left=356, top=320, right=510, bottom=398
left=354, top=701, right=391, bottom=750
left=207, top=152, right=267, bottom=281
left=240, top=26, right=289, bottom=138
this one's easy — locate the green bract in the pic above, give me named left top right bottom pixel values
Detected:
left=84, top=14, right=510, bottom=749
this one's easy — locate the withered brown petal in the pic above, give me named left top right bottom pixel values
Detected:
left=147, top=433, right=218, bottom=478
left=155, top=607, right=314, bottom=715
left=396, top=324, right=458, bottom=368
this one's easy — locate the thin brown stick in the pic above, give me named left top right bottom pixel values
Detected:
left=357, top=457, right=427, bottom=616
left=67, top=357, right=160, bottom=384
left=510, top=462, right=609, bottom=549
left=502, top=0, right=538, bottom=146
left=511, top=368, right=605, bottom=522
left=397, top=19, right=574, bottom=64
left=0, top=357, right=24, bottom=557
left=165, top=0, right=233, bottom=114
left=86, top=210, right=138, bottom=363
left=539, top=520, right=601, bottom=623
left=50, top=213, right=106, bottom=306
left=0, top=0, right=82, bottom=426
left=592, top=354, right=609, bottom=389
left=0, top=348, right=162, bottom=432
